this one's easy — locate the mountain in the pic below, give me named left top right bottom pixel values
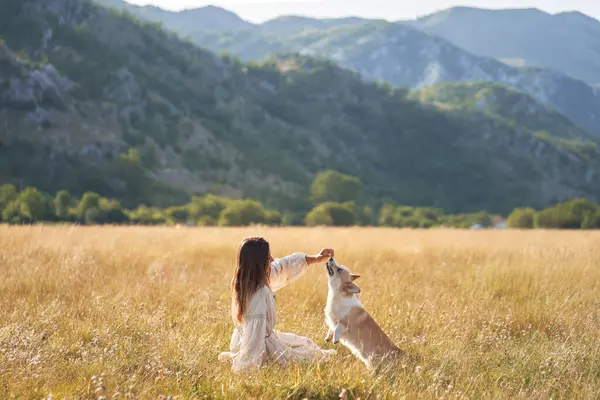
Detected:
left=94, top=0, right=254, bottom=34
left=1, top=0, right=600, bottom=215
left=412, top=82, right=595, bottom=141
left=94, top=0, right=372, bottom=35
left=411, top=7, right=600, bottom=85
left=259, top=16, right=373, bottom=35
left=187, top=21, right=600, bottom=138
left=94, top=1, right=600, bottom=87
left=100, top=2, right=599, bottom=138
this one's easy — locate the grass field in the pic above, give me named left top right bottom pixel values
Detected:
left=1, top=226, right=600, bottom=399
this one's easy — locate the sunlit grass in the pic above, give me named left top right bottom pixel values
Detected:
left=1, top=226, right=599, bottom=399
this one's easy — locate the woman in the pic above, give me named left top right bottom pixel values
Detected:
left=218, top=237, right=336, bottom=372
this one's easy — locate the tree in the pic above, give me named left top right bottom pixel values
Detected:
left=2, top=201, right=21, bottom=224
left=78, top=192, right=100, bottom=214
left=84, top=207, right=102, bottom=225
left=218, top=200, right=267, bottom=226
left=305, top=204, right=332, bottom=226
left=378, top=204, right=395, bottom=227
left=264, top=210, right=282, bottom=226
left=414, top=207, right=443, bottom=223
left=397, top=216, right=422, bottom=228
left=393, top=206, right=416, bottom=227
left=582, top=212, right=600, bottom=229
left=507, top=207, right=536, bottom=229
left=310, top=170, right=363, bottom=204
left=188, top=194, right=230, bottom=221
left=535, top=203, right=585, bottom=229
left=305, top=202, right=357, bottom=227
left=359, top=206, right=375, bottom=226
left=196, top=215, right=217, bottom=226
left=54, top=190, right=72, bottom=220
left=165, top=206, right=190, bottom=224
left=0, top=184, right=17, bottom=209
left=472, top=211, right=494, bottom=228
left=562, top=198, right=598, bottom=228
left=282, top=211, right=304, bottom=226
left=129, top=205, right=167, bottom=225
left=76, top=192, right=101, bottom=224
left=342, top=201, right=374, bottom=226
left=77, top=197, right=129, bottom=225
left=563, top=198, right=598, bottom=220
left=18, top=187, right=48, bottom=222
left=98, top=199, right=129, bottom=224
left=535, top=207, right=560, bottom=229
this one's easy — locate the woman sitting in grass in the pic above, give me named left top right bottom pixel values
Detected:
left=218, top=237, right=336, bottom=372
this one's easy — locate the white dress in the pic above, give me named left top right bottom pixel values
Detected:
left=218, top=253, right=336, bottom=372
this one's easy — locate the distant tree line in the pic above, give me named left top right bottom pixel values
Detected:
left=0, top=183, right=281, bottom=227
left=1, top=170, right=599, bottom=229
left=507, top=199, right=600, bottom=229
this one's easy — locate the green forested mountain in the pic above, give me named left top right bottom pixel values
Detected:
left=412, top=82, right=596, bottom=141
left=97, top=1, right=600, bottom=88
left=91, top=2, right=600, bottom=139
left=97, top=1, right=598, bottom=140
left=412, top=82, right=600, bottom=163
left=1, top=0, right=600, bottom=215
left=184, top=21, right=600, bottom=139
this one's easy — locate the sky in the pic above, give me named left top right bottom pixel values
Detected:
left=125, top=0, right=600, bottom=23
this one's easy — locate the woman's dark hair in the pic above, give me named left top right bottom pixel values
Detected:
left=232, top=237, right=271, bottom=323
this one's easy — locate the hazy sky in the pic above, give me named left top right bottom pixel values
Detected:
left=125, top=0, right=600, bottom=22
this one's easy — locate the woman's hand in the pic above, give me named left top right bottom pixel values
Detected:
left=306, top=248, right=335, bottom=265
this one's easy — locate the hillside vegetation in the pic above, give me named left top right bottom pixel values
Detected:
left=1, top=0, right=600, bottom=216
left=412, top=82, right=600, bottom=160
left=129, top=9, right=600, bottom=139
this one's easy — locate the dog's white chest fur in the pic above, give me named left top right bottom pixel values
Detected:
left=325, top=291, right=362, bottom=328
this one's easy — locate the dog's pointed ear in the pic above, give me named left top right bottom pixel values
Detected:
left=350, top=273, right=361, bottom=281
left=343, top=282, right=361, bottom=294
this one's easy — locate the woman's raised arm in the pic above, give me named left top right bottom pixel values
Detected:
left=270, top=249, right=334, bottom=292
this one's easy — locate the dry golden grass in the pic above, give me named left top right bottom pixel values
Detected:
left=1, top=226, right=600, bottom=399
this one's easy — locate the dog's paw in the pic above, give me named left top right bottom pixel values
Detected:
left=333, top=338, right=340, bottom=344
left=325, top=336, right=332, bottom=342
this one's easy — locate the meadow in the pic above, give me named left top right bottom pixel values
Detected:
left=1, top=226, right=600, bottom=399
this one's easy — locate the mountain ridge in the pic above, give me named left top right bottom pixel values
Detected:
left=91, top=1, right=600, bottom=137
left=186, top=20, right=600, bottom=138
left=94, top=0, right=255, bottom=33
left=412, top=6, right=600, bottom=85
left=2, top=0, right=600, bottom=215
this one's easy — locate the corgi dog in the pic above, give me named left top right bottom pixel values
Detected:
left=324, top=257, right=403, bottom=370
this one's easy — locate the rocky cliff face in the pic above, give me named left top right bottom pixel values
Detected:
left=1, top=42, right=76, bottom=122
